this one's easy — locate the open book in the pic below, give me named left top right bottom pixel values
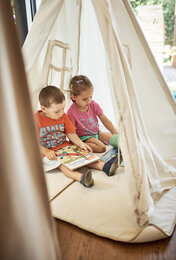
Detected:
left=56, top=145, right=99, bottom=170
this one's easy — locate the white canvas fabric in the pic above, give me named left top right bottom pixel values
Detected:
left=92, top=0, right=176, bottom=225
left=22, top=0, right=176, bottom=242
left=0, top=1, right=60, bottom=259
left=50, top=170, right=176, bottom=242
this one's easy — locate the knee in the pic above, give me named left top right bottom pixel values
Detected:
left=98, top=145, right=106, bottom=153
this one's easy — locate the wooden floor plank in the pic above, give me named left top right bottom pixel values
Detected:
left=55, top=218, right=176, bottom=260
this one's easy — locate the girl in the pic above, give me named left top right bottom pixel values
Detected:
left=67, top=75, right=119, bottom=153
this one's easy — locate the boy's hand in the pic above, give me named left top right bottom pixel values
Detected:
left=39, top=144, right=58, bottom=160
left=45, top=150, right=57, bottom=160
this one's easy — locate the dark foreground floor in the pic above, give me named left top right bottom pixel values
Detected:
left=55, top=218, right=176, bottom=260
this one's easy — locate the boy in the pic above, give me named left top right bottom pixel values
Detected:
left=35, top=86, right=120, bottom=188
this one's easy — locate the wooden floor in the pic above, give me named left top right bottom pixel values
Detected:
left=55, top=218, right=176, bottom=260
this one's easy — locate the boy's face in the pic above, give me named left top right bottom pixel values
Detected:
left=41, top=100, right=65, bottom=120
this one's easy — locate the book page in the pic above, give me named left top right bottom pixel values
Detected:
left=56, top=145, right=99, bottom=170
left=43, top=157, right=61, bottom=172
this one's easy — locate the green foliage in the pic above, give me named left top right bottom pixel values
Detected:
left=130, top=0, right=162, bottom=9
left=129, top=0, right=176, bottom=45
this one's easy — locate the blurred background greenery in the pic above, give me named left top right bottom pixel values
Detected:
left=130, top=0, right=176, bottom=46
left=130, top=0, right=176, bottom=97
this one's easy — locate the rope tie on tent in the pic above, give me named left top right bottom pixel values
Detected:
left=122, top=44, right=132, bottom=69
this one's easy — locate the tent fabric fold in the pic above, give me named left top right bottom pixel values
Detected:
left=0, top=1, right=60, bottom=259
left=92, top=0, right=176, bottom=226
left=21, top=0, right=176, bottom=242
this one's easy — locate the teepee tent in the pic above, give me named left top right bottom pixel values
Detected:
left=22, top=0, right=176, bottom=242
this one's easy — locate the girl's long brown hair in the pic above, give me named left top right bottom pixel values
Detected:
left=69, top=75, right=93, bottom=97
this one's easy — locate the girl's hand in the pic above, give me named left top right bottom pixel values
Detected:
left=79, top=142, right=93, bottom=153
left=67, top=132, right=93, bottom=152
left=45, top=150, right=57, bottom=160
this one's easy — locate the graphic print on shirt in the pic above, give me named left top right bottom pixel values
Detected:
left=80, top=116, right=99, bottom=135
left=40, top=123, right=66, bottom=148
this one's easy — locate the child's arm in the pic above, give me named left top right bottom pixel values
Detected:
left=67, top=132, right=93, bottom=152
left=39, top=144, right=57, bottom=160
left=99, top=114, right=118, bottom=135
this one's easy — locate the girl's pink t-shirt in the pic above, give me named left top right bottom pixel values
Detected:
left=67, top=100, right=103, bottom=137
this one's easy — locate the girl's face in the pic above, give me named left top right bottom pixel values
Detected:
left=41, top=100, right=65, bottom=120
left=71, top=86, right=93, bottom=110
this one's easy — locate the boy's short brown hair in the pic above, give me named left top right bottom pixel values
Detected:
left=39, top=86, right=65, bottom=107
